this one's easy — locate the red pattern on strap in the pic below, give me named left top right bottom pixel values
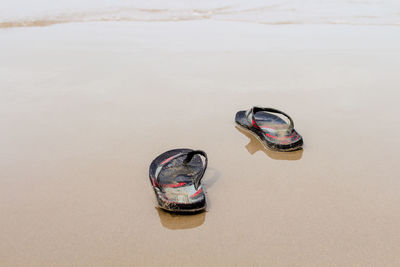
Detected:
left=264, top=131, right=297, bottom=140
left=161, top=182, right=187, bottom=188
left=252, top=118, right=260, bottom=129
left=161, top=156, right=175, bottom=165
left=152, top=178, right=160, bottom=187
left=190, top=188, right=203, bottom=198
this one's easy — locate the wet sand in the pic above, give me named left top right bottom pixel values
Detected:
left=1, top=21, right=400, bottom=266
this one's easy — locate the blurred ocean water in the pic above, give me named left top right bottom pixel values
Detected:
left=1, top=0, right=400, bottom=27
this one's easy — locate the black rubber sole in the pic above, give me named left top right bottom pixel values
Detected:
left=154, top=196, right=206, bottom=213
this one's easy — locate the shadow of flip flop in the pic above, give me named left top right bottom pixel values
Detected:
left=156, top=207, right=206, bottom=230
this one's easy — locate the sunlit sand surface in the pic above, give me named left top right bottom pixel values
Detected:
left=1, top=8, right=400, bottom=266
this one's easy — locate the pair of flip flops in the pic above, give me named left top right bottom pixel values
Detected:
left=149, top=107, right=303, bottom=212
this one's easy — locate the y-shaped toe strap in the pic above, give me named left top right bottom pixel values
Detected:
left=184, top=150, right=208, bottom=190
left=155, top=150, right=208, bottom=191
left=245, top=106, right=294, bottom=132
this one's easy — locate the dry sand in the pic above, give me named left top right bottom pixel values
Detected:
left=1, top=21, right=400, bottom=266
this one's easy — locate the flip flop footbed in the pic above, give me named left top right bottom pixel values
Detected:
left=149, top=149, right=206, bottom=212
left=235, top=110, right=303, bottom=151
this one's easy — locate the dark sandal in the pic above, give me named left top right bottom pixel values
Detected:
left=149, top=148, right=208, bottom=212
left=235, top=107, right=303, bottom=151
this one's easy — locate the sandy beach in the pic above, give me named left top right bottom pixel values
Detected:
left=1, top=3, right=400, bottom=266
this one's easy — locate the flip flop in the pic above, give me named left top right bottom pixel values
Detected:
left=235, top=107, right=303, bottom=151
left=149, top=148, right=208, bottom=212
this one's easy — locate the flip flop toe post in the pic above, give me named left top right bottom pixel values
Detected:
left=149, top=149, right=208, bottom=212
left=235, top=107, right=303, bottom=151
